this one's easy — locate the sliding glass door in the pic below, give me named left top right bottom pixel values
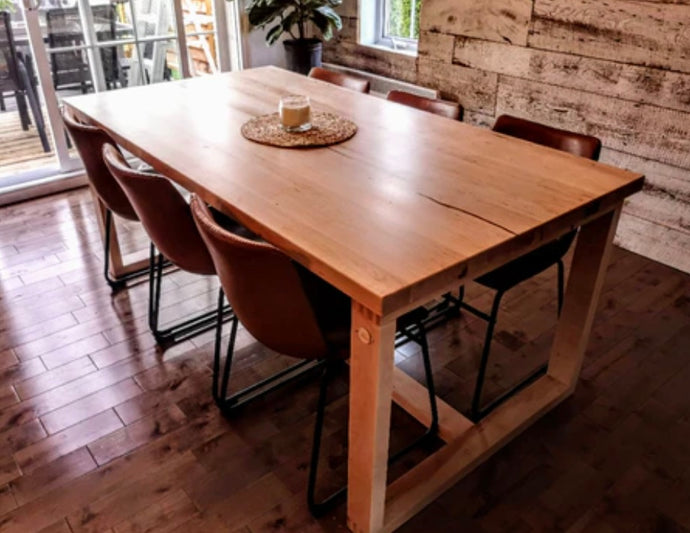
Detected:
left=0, top=0, right=239, bottom=196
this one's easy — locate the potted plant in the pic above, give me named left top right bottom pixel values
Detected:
left=246, top=0, right=342, bottom=75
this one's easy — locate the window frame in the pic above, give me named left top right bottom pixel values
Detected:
left=361, top=0, right=419, bottom=54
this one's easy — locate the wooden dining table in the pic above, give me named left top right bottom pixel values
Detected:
left=64, top=66, right=644, bottom=533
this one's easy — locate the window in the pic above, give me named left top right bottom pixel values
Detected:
left=0, top=0, right=242, bottom=193
left=360, top=0, right=422, bottom=53
left=383, top=0, right=421, bottom=43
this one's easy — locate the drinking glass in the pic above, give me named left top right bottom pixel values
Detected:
left=279, top=95, right=311, bottom=133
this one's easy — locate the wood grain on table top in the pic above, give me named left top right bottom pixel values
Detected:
left=65, top=66, right=644, bottom=315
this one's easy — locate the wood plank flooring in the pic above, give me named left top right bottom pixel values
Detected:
left=0, top=188, right=688, bottom=532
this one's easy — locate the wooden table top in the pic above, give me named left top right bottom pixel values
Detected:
left=64, top=66, right=644, bottom=315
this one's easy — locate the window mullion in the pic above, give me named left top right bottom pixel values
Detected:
left=172, top=0, right=191, bottom=78
left=128, top=0, right=147, bottom=85
left=409, top=0, right=417, bottom=39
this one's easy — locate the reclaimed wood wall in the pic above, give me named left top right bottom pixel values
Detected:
left=325, top=0, right=690, bottom=274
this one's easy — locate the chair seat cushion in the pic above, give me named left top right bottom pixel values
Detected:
left=477, top=231, right=576, bottom=292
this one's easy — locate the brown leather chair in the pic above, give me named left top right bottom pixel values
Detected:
left=308, top=66, right=370, bottom=94
left=190, top=194, right=438, bottom=516
left=386, top=90, right=462, bottom=120
left=61, top=106, right=151, bottom=290
left=102, top=144, right=232, bottom=345
left=458, top=114, right=602, bottom=421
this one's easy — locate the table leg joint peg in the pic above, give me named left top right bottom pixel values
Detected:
left=357, top=327, right=373, bottom=344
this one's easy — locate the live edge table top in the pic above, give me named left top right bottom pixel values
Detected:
left=64, top=66, right=644, bottom=317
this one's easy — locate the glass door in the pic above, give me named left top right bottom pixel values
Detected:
left=0, top=0, right=237, bottom=195
left=1, top=1, right=64, bottom=185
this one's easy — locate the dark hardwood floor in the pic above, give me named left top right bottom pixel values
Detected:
left=0, top=188, right=688, bottom=532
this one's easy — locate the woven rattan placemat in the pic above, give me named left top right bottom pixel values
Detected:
left=241, top=111, right=357, bottom=148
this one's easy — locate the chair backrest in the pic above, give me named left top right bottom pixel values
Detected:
left=308, top=66, right=370, bottom=94
left=0, top=11, right=21, bottom=93
left=103, top=144, right=215, bottom=276
left=92, top=5, right=118, bottom=84
left=190, top=195, right=330, bottom=360
left=493, top=115, right=602, bottom=161
left=61, top=106, right=138, bottom=221
left=386, top=90, right=462, bottom=121
left=492, top=115, right=602, bottom=268
left=46, top=8, right=89, bottom=88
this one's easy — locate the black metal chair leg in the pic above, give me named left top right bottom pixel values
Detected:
left=470, top=290, right=504, bottom=422
left=308, top=320, right=439, bottom=517
left=147, top=244, right=231, bottom=347
left=15, top=90, right=29, bottom=130
left=17, top=56, right=49, bottom=152
left=212, top=311, right=323, bottom=413
left=210, top=272, right=323, bottom=413
left=147, top=242, right=163, bottom=333
left=103, top=209, right=124, bottom=290
left=0, top=91, right=5, bottom=111
left=212, top=287, right=226, bottom=403
left=24, top=80, right=50, bottom=152
left=307, top=362, right=342, bottom=517
left=213, top=289, right=238, bottom=404
left=462, top=260, right=567, bottom=422
left=102, top=209, right=150, bottom=291
left=557, top=259, right=565, bottom=316
left=389, top=321, right=439, bottom=462
left=419, top=324, right=438, bottom=433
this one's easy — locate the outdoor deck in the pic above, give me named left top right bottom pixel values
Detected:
left=0, top=102, right=56, bottom=178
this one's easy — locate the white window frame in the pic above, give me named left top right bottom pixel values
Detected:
left=359, top=0, right=419, bottom=54
left=1, top=0, right=240, bottom=199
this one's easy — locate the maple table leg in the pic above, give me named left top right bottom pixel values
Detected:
left=381, top=206, right=625, bottom=532
left=547, top=206, right=622, bottom=390
left=349, top=206, right=624, bottom=533
left=347, top=302, right=396, bottom=533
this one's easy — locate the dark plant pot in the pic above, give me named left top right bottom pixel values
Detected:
left=283, top=38, right=322, bottom=75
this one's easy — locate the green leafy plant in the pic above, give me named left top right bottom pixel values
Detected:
left=387, top=0, right=422, bottom=39
left=246, top=0, right=343, bottom=45
left=0, top=0, right=16, bottom=12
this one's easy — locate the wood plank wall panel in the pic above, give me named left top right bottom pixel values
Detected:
left=325, top=0, right=690, bottom=274
left=420, top=0, right=534, bottom=46
left=495, top=76, right=690, bottom=169
left=530, top=0, right=690, bottom=73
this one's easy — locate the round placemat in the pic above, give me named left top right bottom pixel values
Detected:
left=241, top=111, right=357, bottom=148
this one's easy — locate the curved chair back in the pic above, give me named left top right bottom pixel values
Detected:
left=190, top=195, right=330, bottom=359
left=61, top=107, right=138, bottom=220
left=493, top=115, right=602, bottom=161
left=308, top=66, right=370, bottom=94
left=102, top=144, right=215, bottom=276
left=484, top=115, right=603, bottom=286
left=386, top=90, right=462, bottom=120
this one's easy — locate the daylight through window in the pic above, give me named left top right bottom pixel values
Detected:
left=384, top=0, right=421, bottom=42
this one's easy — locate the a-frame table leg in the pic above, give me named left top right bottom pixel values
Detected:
left=347, top=302, right=396, bottom=533
left=345, top=206, right=623, bottom=533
